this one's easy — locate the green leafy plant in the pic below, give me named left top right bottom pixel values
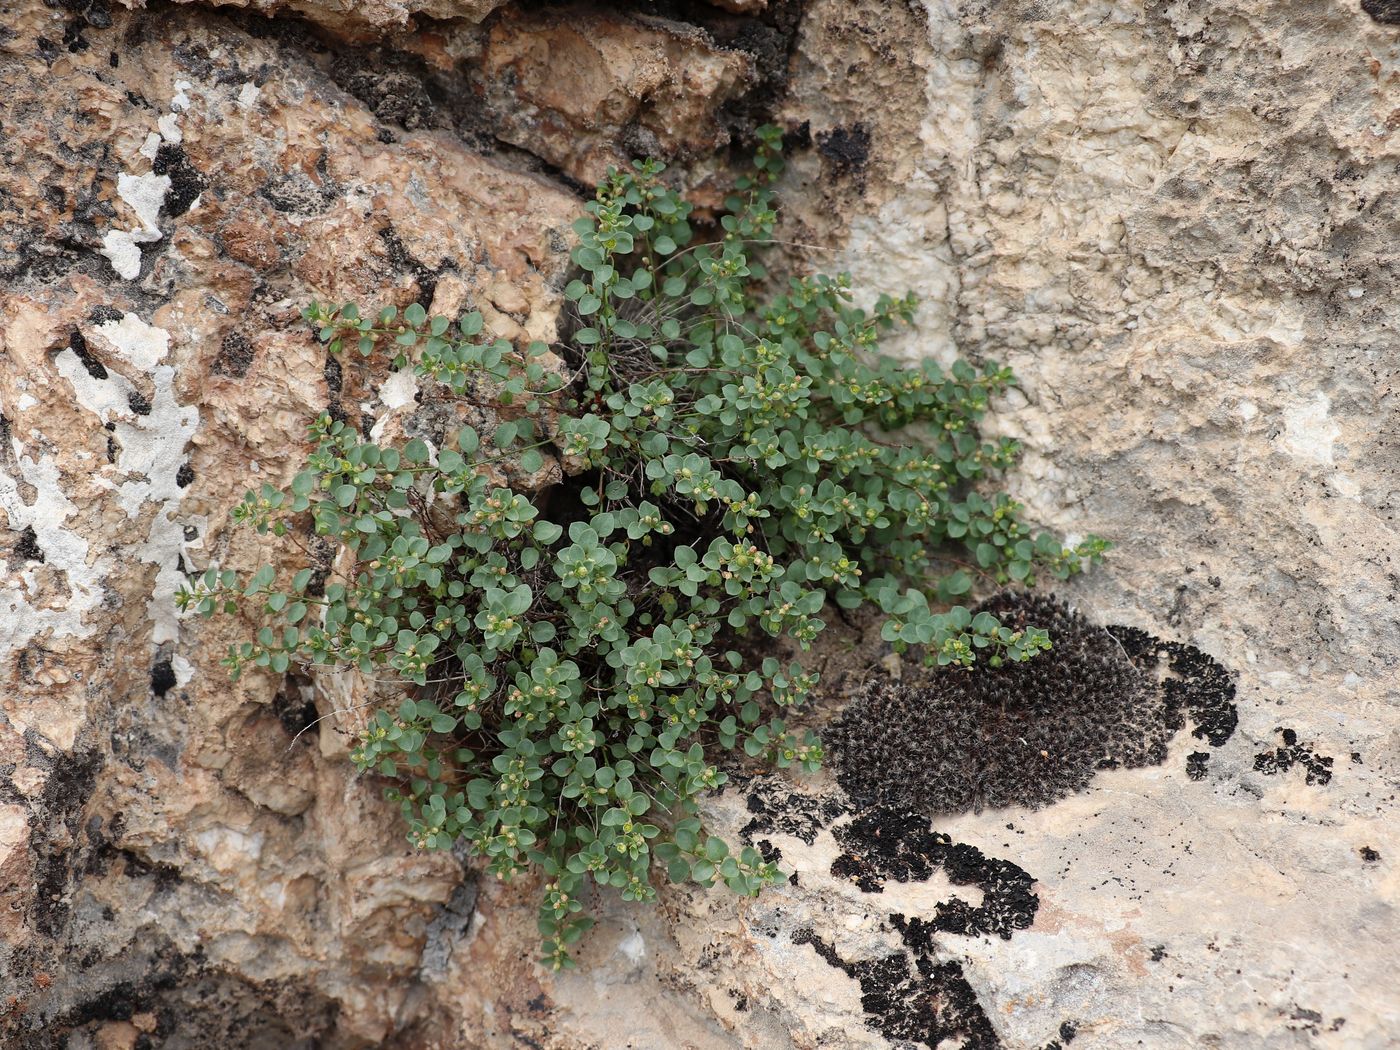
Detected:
left=179, top=127, right=1106, bottom=968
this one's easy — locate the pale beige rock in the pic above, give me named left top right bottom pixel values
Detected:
left=662, top=0, right=1400, bottom=1047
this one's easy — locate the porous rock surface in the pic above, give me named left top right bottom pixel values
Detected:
left=621, top=0, right=1400, bottom=1047
left=1, top=2, right=583, bottom=1046
left=3, top=0, right=1399, bottom=1048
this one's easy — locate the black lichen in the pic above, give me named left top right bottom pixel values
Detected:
left=45, top=0, right=112, bottom=27
left=260, top=168, right=337, bottom=215
left=149, top=660, right=177, bottom=698
left=15, top=525, right=45, bottom=562
left=792, top=927, right=1000, bottom=1049
left=1253, top=728, right=1334, bottom=785
left=1362, top=0, right=1400, bottom=25
left=817, top=123, right=872, bottom=179
left=377, top=225, right=442, bottom=309
left=830, top=806, right=1039, bottom=940
left=1111, top=625, right=1239, bottom=747
left=67, top=329, right=107, bottom=380
left=332, top=59, right=436, bottom=131
left=737, top=778, right=1078, bottom=1048
left=87, top=305, right=124, bottom=325
left=62, top=18, right=90, bottom=53
left=25, top=749, right=103, bottom=939
left=151, top=144, right=205, bottom=217
left=827, top=594, right=1242, bottom=815
left=323, top=353, right=343, bottom=395
left=210, top=332, right=254, bottom=378
left=738, top=775, right=847, bottom=848
left=271, top=683, right=318, bottom=740
left=827, top=594, right=1174, bottom=814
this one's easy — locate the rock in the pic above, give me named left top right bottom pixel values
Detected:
left=727, top=0, right=1400, bottom=1045
left=0, top=3, right=579, bottom=1044
left=5, top=0, right=1400, bottom=1046
left=466, top=5, right=753, bottom=187
left=117, top=0, right=510, bottom=36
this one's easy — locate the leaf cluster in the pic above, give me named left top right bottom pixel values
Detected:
left=179, top=127, right=1106, bottom=967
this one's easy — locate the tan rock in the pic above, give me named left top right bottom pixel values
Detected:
left=117, top=0, right=508, bottom=35
left=8, top=0, right=1398, bottom=1046
left=470, top=5, right=753, bottom=186
left=0, top=2, right=575, bottom=1044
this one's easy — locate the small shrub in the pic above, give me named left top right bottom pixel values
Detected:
left=179, top=128, right=1106, bottom=967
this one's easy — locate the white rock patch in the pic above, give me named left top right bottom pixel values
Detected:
left=52, top=313, right=201, bottom=646
left=0, top=443, right=110, bottom=651
left=100, top=80, right=196, bottom=279
left=1281, top=390, right=1341, bottom=466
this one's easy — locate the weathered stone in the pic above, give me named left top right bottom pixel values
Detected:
left=467, top=5, right=753, bottom=187
left=5, top=0, right=1400, bottom=1046
left=395, top=0, right=1400, bottom=1044
left=117, top=0, right=509, bottom=36
left=0, top=3, right=576, bottom=1044
left=699, top=0, right=1400, bottom=1045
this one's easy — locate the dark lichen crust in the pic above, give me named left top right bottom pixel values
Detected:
left=831, top=806, right=1039, bottom=939
left=830, top=595, right=1160, bottom=812
left=826, top=593, right=1240, bottom=815
left=1108, top=623, right=1239, bottom=748
left=792, top=927, right=1002, bottom=1050
left=1253, top=728, right=1334, bottom=785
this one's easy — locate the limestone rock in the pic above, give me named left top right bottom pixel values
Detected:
left=0, top=3, right=576, bottom=1044
left=5, top=0, right=1400, bottom=1046
left=117, top=0, right=510, bottom=36
left=467, top=5, right=754, bottom=187
left=745, top=0, right=1400, bottom=1045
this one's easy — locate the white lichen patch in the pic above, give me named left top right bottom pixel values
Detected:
left=100, top=172, right=171, bottom=281
left=86, top=315, right=197, bottom=514
left=368, top=367, right=421, bottom=444
left=97, top=312, right=171, bottom=372
left=139, top=132, right=163, bottom=162
left=616, top=929, right=646, bottom=967
left=117, top=171, right=172, bottom=234
left=100, top=79, right=196, bottom=279
left=157, top=113, right=183, bottom=145
left=100, top=230, right=154, bottom=282
left=171, top=79, right=194, bottom=113
left=52, top=313, right=201, bottom=646
left=378, top=366, right=420, bottom=411
left=0, top=443, right=110, bottom=651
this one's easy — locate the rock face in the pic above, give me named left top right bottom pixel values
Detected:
left=0, top=3, right=579, bottom=1045
left=466, top=5, right=753, bottom=187
left=617, top=0, right=1400, bottom=1047
left=117, top=0, right=510, bottom=36
left=3, top=0, right=1399, bottom=1048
